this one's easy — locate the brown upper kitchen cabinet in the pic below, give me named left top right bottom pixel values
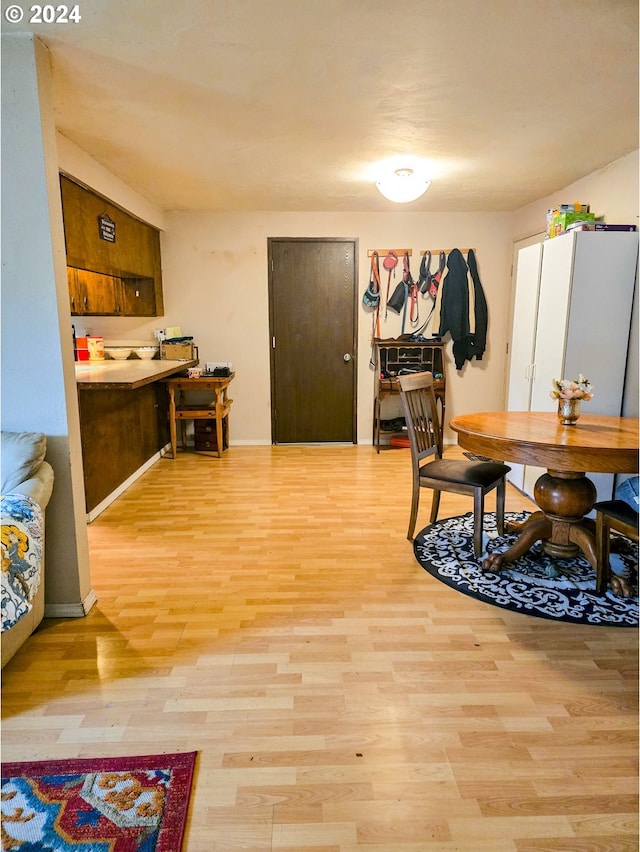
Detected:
left=60, top=174, right=164, bottom=317
left=120, top=277, right=158, bottom=316
left=68, top=268, right=121, bottom=315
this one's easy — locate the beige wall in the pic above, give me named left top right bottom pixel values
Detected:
left=57, top=134, right=166, bottom=231
left=2, top=36, right=93, bottom=615
left=82, top=212, right=513, bottom=443
left=58, top=141, right=639, bottom=446
left=512, top=150, right=638, bottom=241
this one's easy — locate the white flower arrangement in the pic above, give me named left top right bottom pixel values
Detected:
left=550, top=375, right=594, bottom=401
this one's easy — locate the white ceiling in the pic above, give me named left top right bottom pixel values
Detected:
left=12, top=0, right=639, bottom=212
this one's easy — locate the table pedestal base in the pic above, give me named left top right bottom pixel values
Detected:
left=483, top=470, right=633, bottom=597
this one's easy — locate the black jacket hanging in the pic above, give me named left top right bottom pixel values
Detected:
left=437, top=248, right=488, bottom=369
left=437, top=249, right=470, bottom=369
left=466, top=249, right=487, bottom=362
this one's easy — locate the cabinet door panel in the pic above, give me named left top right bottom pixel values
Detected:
left=116, top=216, right=157, bottom=277
left=68, top=267, right=81, bottom=314
left=75, top=269, right=123, bottom=315
left=507, top=242, right=542, bottom=412
left=121, top=277, right=156, bottom=316
left=529, top=236, right=575, bottom=411
left=61, top=176, right=119, bottom=273
left=564, top=232, right=638, bottom=415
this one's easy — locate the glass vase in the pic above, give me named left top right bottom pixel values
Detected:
left=557, top=397, right=581, bottom=425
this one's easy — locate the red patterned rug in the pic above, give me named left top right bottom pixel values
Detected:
left=1, top=751, right=197, bottom=851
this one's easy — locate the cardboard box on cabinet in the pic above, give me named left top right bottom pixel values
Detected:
left=549, top=211, right=595, bottom=238
left=546, top=203, right=592, bottom=238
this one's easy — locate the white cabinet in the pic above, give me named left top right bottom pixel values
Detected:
left=507, top=230, right=638, bottom=500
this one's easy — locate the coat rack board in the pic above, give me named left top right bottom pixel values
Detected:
left=367, top=248, right=477, bottom=257
left=419, top=248, right=476, bottom=255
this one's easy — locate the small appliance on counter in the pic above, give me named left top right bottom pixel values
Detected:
left=203, top=361, right=232, bottom=377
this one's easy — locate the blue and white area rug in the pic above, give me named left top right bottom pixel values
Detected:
left=413, top=511, right=638, bottom=626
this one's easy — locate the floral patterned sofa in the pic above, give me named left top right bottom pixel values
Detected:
left=1, top=431, right=54, bottom=667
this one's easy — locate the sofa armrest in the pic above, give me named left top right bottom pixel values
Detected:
left=1, top=431, right=47, bottom=493
left=17, top=460, right=54, bottom=510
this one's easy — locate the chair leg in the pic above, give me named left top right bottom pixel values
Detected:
left=429, top=489, right=441, bottom=524
left=407, top=481, right=421, bottom=541
left=472, top=489, right=484, bottom=558
left=496, top=479, right=506, bottom=535
left=595, top=512, right=610, bottom=595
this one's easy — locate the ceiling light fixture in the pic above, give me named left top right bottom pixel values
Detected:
left=376, top=167, right=431, bottom=203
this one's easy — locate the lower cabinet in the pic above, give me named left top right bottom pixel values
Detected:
left=78, top=383, right=169, bottom=512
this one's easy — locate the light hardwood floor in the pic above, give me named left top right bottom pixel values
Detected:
left=2, top=445, right=638, bottom=851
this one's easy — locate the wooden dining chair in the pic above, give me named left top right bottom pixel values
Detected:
left=593, top=499, right=639, bottom=595
left=398, top=371, right=511, bottom=557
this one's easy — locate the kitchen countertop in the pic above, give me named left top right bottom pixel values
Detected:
left=75, top=359, right=198, bottom=390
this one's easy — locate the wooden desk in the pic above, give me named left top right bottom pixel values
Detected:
left=163, top=374, right=235, bottom=458
left=450, top=411, right=639, bottom=592
left=373, top=340, right=446, bottom=452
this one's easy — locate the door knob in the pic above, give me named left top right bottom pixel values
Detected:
left=343, top=353, right=352, bottom=362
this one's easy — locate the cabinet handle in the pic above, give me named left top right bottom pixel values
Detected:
left=83, top=296, right=88, bottom=308
left=71, top=296, right=75, bottom=310
left=524, top=364, right=530, bottom=380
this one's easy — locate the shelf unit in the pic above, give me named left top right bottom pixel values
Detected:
left=373, top=338, right=446, bottom=452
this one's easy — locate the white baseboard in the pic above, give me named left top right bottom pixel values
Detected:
left=86, top=449, right=168, bottom=522
left=45, top=587, right=97, bottom=619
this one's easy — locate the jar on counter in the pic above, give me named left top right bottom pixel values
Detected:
left=87, top=336, right=105, bottom=361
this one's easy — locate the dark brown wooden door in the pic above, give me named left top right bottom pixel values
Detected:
left=269, top=238, right=358, bottom=443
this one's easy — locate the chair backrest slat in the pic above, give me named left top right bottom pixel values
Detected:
left=398, top=371, right=442, bottom=465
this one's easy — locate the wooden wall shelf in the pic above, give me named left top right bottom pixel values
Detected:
left=367, top=249, right=412, bottom=257
left=419, top=248, right=476, bottom=255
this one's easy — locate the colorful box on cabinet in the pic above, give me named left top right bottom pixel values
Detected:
left=546, top=203, right=594, bottom=238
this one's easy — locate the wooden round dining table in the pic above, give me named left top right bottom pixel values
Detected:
left=449, top=411, right=639, bottom=590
